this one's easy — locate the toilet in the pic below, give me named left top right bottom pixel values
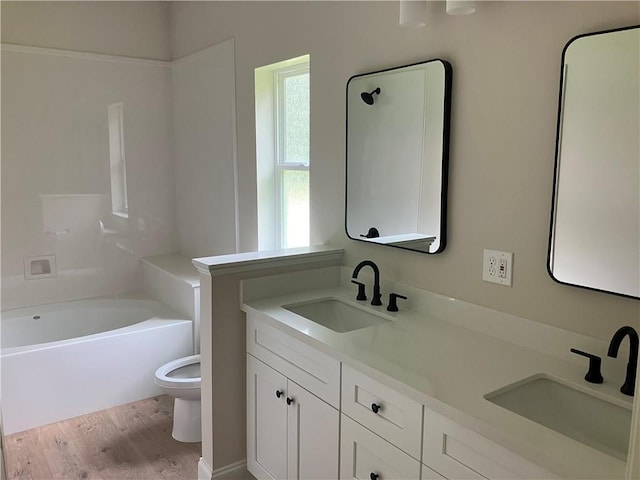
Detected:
left=154, top=354, right=201, bottom=442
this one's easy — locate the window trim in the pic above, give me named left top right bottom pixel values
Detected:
left=273, top=63, right=309, bottom=248
left=255, top=55, right=310, bottom=251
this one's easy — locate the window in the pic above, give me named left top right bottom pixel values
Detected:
left=256, top=56, right=310, bottom=250
left=107, top=102, right=128, bottom=217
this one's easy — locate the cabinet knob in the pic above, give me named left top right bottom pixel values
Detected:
left=371, top=403, right=381, bottom=414
left=286, top=397, right=294, bottom=406
left=275, top=390, right=283, bottom=398
left=370, top=473, right=379, bottom=480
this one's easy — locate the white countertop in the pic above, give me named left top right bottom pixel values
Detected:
left=241, top=278, right=633, bottom=479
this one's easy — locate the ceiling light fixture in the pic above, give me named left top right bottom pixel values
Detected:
left=399, top=0, right=428, bottom=28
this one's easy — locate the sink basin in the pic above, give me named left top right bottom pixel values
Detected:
left=485, top=375, right=632, bottom=460
left=283, top=298, right=391, bottom=333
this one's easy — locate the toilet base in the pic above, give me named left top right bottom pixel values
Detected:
left=172, top=398, right=202, bottom=443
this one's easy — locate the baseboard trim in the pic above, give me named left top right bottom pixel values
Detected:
left=198, top=458, right=248, bottom=480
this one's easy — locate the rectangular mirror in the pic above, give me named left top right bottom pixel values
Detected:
left=345, top=59, right=452, bottom=254
left=548, top=25, right=640, bottom=298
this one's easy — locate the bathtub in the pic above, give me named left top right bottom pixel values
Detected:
left=1, top=298, right=193, bottom=434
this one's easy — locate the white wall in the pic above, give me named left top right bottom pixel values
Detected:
left=0, top=1, right=171, bottom=61
left=0, top=46, right=177, bottom=309
left=170, top=1, right=640, bottom=342
left=171, top=40, right=239, bottom=258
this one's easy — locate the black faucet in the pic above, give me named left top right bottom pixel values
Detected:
left=607, top=326, right=638, bottom=396
left=352, top=260, right=382, bottom=306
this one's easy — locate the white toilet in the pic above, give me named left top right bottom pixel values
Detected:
left=154, top=354, right=201, bottom=442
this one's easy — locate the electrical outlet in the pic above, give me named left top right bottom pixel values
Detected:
left=483, top=249, right=513, bottom=286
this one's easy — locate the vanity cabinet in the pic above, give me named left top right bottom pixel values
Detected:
left=245, top=312, right=556, bottom=480
left=340, top=414, right=427, bottom=480
left=341, top=364, right=423, bottom=459
left=246, top=316, right=340, bottom=480
left=246, top=314, right=341, bottom=408
left=247, top=355, right=339, bottom=480
left=422, top=409, right=557, bottom=479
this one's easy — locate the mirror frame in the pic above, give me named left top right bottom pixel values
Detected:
left=344, top=59, right=452, bottom=254
left=547, top=24, right=640, bottom=300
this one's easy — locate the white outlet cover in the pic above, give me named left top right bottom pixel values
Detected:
left=483, top=249, right=513, bottom=286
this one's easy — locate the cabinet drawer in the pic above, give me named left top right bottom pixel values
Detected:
left=423, top=409, right=557, bottom=479
left=340, top=414, right=421, bottom=480
left=341, top=364, right=423, bottom=459
left=247, top=314, right=341, bottom=408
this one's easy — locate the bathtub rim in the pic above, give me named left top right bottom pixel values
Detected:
left=1, top=296, right=192, bottom=356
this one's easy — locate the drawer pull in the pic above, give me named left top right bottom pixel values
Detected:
left=371, top=403, right=381, bottom=414
left=286, top=397, right=294, bottom=406
left=370, top=473, right=379, bottom=480
left=275, top=390, right=283, bottom=398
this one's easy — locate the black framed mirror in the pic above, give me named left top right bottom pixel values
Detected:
left=345, top=59, right=452, bottom=254
left=548, top=25, right=640, bottom=299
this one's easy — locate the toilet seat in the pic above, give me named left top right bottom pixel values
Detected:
left=154, top=354, right=201, bottom=390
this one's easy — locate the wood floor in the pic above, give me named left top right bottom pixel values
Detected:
left=2, top=395, right=201, bottom=480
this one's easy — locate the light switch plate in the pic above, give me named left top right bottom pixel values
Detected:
left=483, top=249, right=513, bottom=286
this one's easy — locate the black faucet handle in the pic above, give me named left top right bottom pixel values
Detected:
left=351, top=280, right=367, bottom=301
left=386, top=293, right=407, bottom=312
left=571, top=348, right=604, bottom=384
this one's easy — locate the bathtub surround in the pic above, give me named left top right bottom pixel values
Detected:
left=0, top=298, right=192, bottom=434
left=142, top=253, right=201, bottom=352
left=172, top=39, right=239, bottom=259
left=0, top=45, right=176, bottom=310
left=1, top=39, right=236, bottom=310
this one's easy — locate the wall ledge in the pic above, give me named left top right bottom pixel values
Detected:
left=192, top=245, right=344, bottom=277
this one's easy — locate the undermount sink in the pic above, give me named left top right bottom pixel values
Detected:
left=485, top=375, right=632, bottom=460
left=283, top=298, right=391, bottom=333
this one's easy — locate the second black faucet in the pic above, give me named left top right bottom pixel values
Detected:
left=352, top=260, right=382, bottom=306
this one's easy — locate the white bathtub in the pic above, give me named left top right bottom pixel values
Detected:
left=1, top=298, right=193, bottom=434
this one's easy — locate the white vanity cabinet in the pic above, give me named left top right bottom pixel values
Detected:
left=244, top=309, right=557, bottom=480
left=340, top=414, right=425, bottom=480
left=246, top=315, right=340, bottom=480
left=422, top=409, right=557, bottom=480
left=340, top=364, right=434, bottom=479
left=341, top=364, right=556, bottom=480
left=341, top=364, right=423, bottom=459
left=247, top=355, right=339, bottom=480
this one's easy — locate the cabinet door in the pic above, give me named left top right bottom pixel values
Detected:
left=340, top=414, right=421, bottom=480
left=247, top=355, right=288, bottom=480
left=287, top=381, right=339, bottom=480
